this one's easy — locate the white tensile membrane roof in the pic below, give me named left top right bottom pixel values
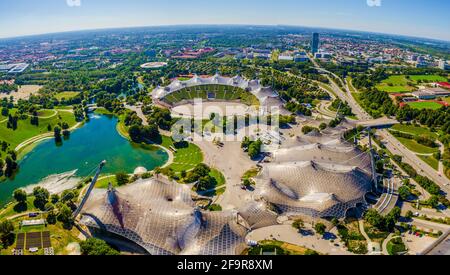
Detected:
left=80, top=178, right=279, bottom=255
left=255, top=131, right=373, bottom=219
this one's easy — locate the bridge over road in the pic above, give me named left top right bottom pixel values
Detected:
left=356, top=117, right=399, bottom=129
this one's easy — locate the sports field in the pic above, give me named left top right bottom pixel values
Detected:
left=376, top=75, right=448, bottom=93
left=407, top=101, right=443, bottom=110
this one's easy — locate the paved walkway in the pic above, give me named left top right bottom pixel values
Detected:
left=382, top=234, right=395, bottom=255
left=15, top=121, right=83, bottom=152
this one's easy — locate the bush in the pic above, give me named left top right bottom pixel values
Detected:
left=115, top=172, right=130, bottom=186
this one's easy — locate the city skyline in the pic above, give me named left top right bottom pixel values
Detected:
left=0, top=0, right=449, bottom=41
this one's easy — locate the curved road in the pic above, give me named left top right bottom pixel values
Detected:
left=308, top=57, right=450, bottom=199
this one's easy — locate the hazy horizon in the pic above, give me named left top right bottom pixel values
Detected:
left=0, top=0, right=449, bottom=42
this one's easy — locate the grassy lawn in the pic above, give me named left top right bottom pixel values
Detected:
left=246, top=240, right=318, bottom=255
left=407, top=101, right=443, bottom=110
left=418, top=155, right=439, bottom=170
left=386, top=237, right=407, bottom=255
left=95, top=175, right=118, bottom=189
left=391, top=124, right=438, bottom=139
left=396, top=137, right=439, bottom=154
left=94, top=107, right=114, bottom=116
left=209, top=168, right=226, bottom=187
left=54, top=91, right=80, bottom=101
left=0, top=196, right=37, bottom=221
left=161, top=136, right=203, bottom=173
left=376, top=75, right=413, bottom=93
left=0, top=109, right=77, bottom=150
left=201, top=186, right=226, bottom=197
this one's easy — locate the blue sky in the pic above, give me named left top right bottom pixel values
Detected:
left=0, top=0, right=449, bottom=41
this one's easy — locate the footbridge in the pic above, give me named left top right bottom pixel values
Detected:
left=355, top=117, right=399, bottom=129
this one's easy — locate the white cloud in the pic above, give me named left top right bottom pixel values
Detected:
left=66, top=0, right=81, bottom=7
left=367, top=0, right=382, bottom=7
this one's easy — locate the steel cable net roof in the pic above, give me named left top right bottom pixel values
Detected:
left=256, top=129, right=373, bottom=219
left=236, top=201, right=279, bottom=230
left=271, top=143, right=373, bottom=174
left=80, top=179, right=248, bottom=255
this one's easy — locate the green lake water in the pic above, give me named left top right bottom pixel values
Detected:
left=0, top=114, right=169, bottom=205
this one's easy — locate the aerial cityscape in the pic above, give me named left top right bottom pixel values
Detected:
left=0, top=0, right=449, bottom=260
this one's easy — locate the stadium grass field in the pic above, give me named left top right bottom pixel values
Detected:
left=162, top=84, right=259, bottom=106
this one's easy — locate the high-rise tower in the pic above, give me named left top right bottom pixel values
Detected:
left=311, top=33, right=320, bottom=54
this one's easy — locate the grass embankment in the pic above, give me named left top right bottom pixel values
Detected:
left=395, top=137, right=439, bottom=154
left=391, top=124, right=438, bottom=139
left=391, top=124, right=441, bottom=170
left=0, top=109, right=77, bottom=150
left=418, top=155, right=439, bottom=170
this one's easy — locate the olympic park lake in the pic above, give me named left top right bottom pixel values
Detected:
left=0, top=114, right=169, bottom=205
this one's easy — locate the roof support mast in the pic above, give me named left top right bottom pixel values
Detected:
left=73, top=160, right=107, bottom=219
left=367, top=127, right=378, bottom=190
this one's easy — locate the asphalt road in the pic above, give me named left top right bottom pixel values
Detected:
left=308, top=59, right=450, bottom=199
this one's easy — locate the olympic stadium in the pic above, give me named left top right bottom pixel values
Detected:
left=152, top=74, right=290, bottom=116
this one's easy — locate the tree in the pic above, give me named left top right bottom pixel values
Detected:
left=427, top=195, right=440, bottom=209
left=248, top=139, right=262, bottom=159
left=0, top=220, right=15, bottom=248
left=406, top=210, right=414, bottom=219
left=57, top=204, right=74, bottom=227
left=398, top=185, right=412, bottom=201
left=292, top=219, right=304, bottom=231
left=128, top=125, right=142, bottom=142
left=314, top=223, right=326, bottom=235
left=13, top=189, right=27, bottom=204
left=1, top=107, right=8, bottom=117
left=33, top=187, right=50, bottom=210
left=80, top=238, right=119, bottom=255
left=115, top=172, right=130, bottom=186
left=54, top=126, right=62, bottom=142
left=364, top=209, right=384, bottom=229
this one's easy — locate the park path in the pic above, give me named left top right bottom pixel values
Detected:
left=15, top=121, right=83, bottom=152
left=382, top=234, right=395, bottom=255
